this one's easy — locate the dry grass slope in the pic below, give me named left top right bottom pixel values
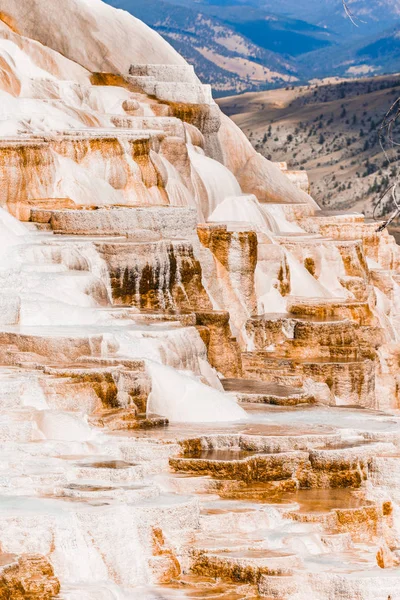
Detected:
left=218, top=74, right=400, bottom=217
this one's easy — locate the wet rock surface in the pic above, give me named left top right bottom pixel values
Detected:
left=0, top=1, right=400, bottom=599
left=0, top=554, right=60, bottom=600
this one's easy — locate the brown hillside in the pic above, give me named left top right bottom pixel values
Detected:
left=218, top=74, right=400, bottom=217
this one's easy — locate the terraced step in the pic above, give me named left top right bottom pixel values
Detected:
left=287, top=297, right=375, bottom=326
left=298, top=217, right=400, bottom=270
left=176, top=578, right=266, bottom=600
left=3, top=268, right=109, bottom=307
left=192, top=529, right=271, bottom=556
left=242, top=353, right=376, bottom=408
left=199, top=500, right=273, bottom=534
left=0, top=321, right=199, bottom=371
left=171, top=436, right=390, bottom=490
left=94, top=237, right=210, bottom=311
left=245, top=313, right=383, bottom=352
left=245, top=339, right=377, bottom=365
left=73, top=356, right=146, bottom=370
left=56, top=480, right=159, bottom=502
left=246, top=313, right=356, bottom=347
left=110, top=115, right=186, bottom=138
left=274, top=235, right=370, bottom=281
left=235, top=368, right=306, bottom=388
left=177, top=428, right=342, bottom=457
left=260, top=569, right=400, bottom=600
left=100, top=307, right=197, bottom=327
left=287, top=498, right=387, bottom=539
left=170, top=449, right=310, bottom=484
left=301, top=210, right=366, bottom=226
left=222, top=378, right=315, bottom=406
left=185, top=485, right=394, bottom=595
left=91, top=409, right=167, bottom=431
left=24, top=222, right=52, bottom=232
left=42, top=364, right=150, bottom=413
left=73, top=457, right=144, bottom=483
left=263, top=203, right=316, bottom=223
left=304, top=220, right=386, bottom=240
left=129, top=64, right=198, bottom=83
left=306, top=440, right=393, bottom=489
left=17, top=242, right=94, bottom=272
left=0, top=554, right=60, bottom=600
left=30, top=205, right=198, bottom=238
left=0, top=328, right=109, bottom=365
left=192, top=548, right=299, bottom=583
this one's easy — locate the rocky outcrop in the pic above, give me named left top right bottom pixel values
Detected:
left=0, top=0, right=318, bottom=209
left=0, top=0, right=184, bottom=73
left=0, top=1, right=398, bottom=599
left=218, top=113, right=319, bottom=206
left=0, top=555, right=60, bottom=600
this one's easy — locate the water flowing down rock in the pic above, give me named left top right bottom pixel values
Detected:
left=0, top=1, right=399, bottom=599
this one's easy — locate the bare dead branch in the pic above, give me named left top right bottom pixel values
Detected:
left=379, top=96, right=400, bottom=154
left=374, top=183, right=400, bottom=232
left=375, top=94, right=400, bottom=231
left=341, top=2, right=398, bottom=232
left=342, top=0, right=360, bottom=27
left=376, top=208, right=400, bottom=232
left=373, top=182, right=396, bottom=220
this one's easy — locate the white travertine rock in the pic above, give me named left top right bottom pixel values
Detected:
left=0, top=0, right=186, bottom=73
left=1, top=2, right=400, bottom=599
left=129, top=64, right=198, bottom=83
left=0, top=20, right=90, bottom=84
left=154, top=82, right=214, bottom=105
left=275, top=161, right=310, bottom=193
left=0, top=0, right=321, bottom=211
left=218, top=113, right=319, bottom=207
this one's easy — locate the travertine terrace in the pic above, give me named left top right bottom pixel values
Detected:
left=0, top=1, right=400, bottom=598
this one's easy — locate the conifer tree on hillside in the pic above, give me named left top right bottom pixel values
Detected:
left=343, top=0, right=400, bottom=230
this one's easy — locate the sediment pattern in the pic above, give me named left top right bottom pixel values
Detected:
left=0, top=1, right=399, bottom=599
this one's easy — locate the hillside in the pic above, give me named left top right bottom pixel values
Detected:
left=105, top=0, right=335, bottom=94
left=162, top=0, right=400, bottom=38
left=218, top=74, right=400, bottom=216
left=106, top=0, right=301, bottom=94
left=105, top=0, right=400, bottom=95
left=296, top=22, right=400, bottom=80
left=256, top=0, right=400, bottom=37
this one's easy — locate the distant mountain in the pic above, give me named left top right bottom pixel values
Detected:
left=355, top=25, right=400, bottom=70
left=161, top=1, right=333, bottom=55
left=161, top=0, right=400, bottom=40
left=293, top=21, right=400, bottom=80
left=105, top=0, right=400, bottom=94
left=234, top=0, right=400, bottom=37
left=105, top=0, right=335, bottom=94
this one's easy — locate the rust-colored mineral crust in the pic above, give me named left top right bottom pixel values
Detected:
left=0, top=555, right=60, bottom=600
left=0, top=2, right=400, bottom=599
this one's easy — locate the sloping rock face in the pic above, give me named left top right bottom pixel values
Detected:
left=0, top=1, right=400, bottom=599
left=0, top=555, right=60, bottom=600
left=0, top=0, right=185, bottom=72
